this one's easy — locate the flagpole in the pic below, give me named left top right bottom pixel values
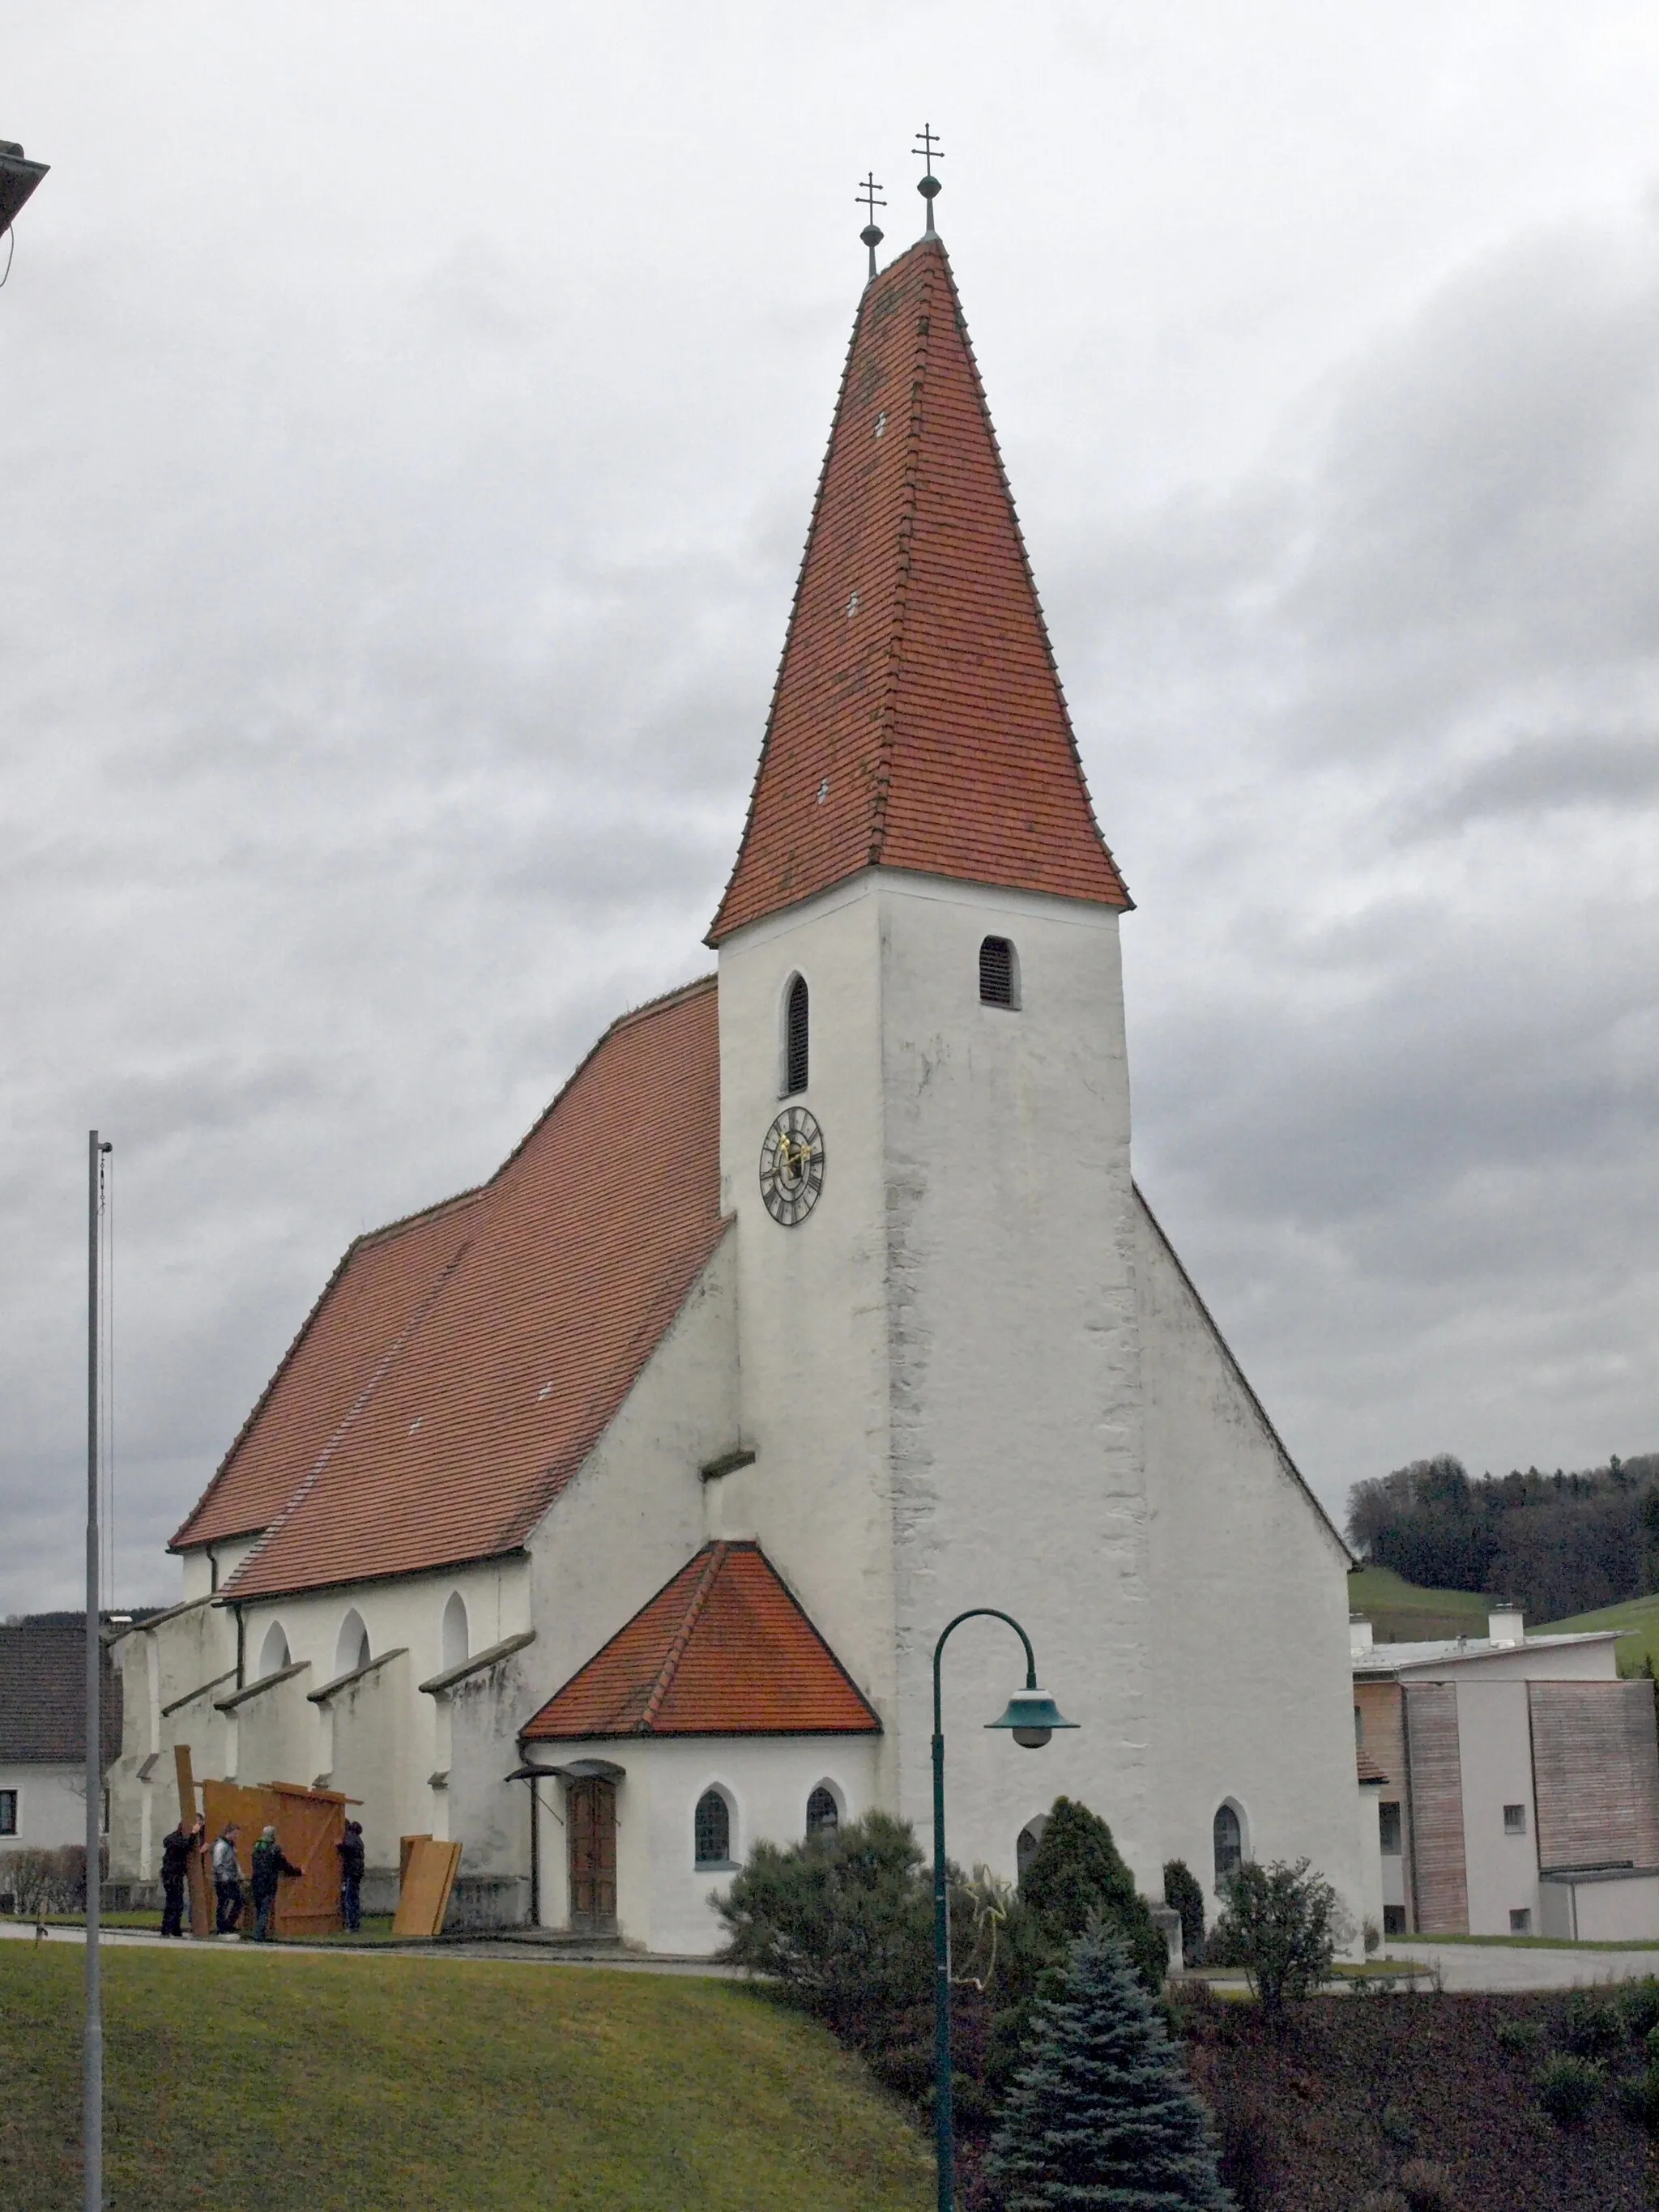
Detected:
left=85, top=1129, right=107, bottom=2212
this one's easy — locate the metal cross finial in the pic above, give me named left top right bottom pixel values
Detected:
left=912, top=122, right=944, bottom=236
left=857, top=170, right=886, bottom=283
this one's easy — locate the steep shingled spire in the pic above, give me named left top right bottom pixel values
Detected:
left=707, top=235, right=1129, bottom=946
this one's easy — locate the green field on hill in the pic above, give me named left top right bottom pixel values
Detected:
left=1533, top=1590, right=1659, bottom=1673
left=1346, top=1564, right=1490, bottom=1640
left=0, top=1944, right=932, bottom=2212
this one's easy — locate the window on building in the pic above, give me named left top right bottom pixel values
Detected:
left=1509, top=1908, right=1532, bottom=1934
left=979, top=936, right=1018, bottom=1008
left=1016, top=1816, right=1049, bottom=1884
left=805, top=1785, right=839, bottom=1839
left=1213, top=1802, right=1243, bottom=1886
left=0, top=1789, right=15, bottom=1836
left=441, top=1590, right=469, bottom=1674
left=1378, top=1801, right=1402, bottom=1856
left=1503, top=1803, right=1527, bottom=1837
left=694, top=1789, right=732, bottom=1869
left=784, top=976, right=809, bottom=1095
left=1354, top=1704, right=1363, bottom=1747
left=258, top=1621, right=290, bottom=1679
left=101, top=1789, right=110, bottom=1835
left=1383, top=1905, right=1406, bottom=1937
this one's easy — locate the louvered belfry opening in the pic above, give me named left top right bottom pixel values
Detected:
left=979, top=936, right=1016, bottom=1007
left=785, top=975, right=809, bottom=1093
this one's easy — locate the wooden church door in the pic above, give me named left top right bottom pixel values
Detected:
left=567, top=1779, right=616, bottom=1933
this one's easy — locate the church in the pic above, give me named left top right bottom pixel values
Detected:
left=109, top=212, right=1367, bottom=1954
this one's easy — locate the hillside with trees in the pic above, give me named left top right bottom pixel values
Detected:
left=1346, top=1452, right=1659, bottom=1624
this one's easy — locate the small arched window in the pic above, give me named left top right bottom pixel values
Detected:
left=441, top=1591, right=469, bottom=1674
left=979, top=936, right=1018, bottom=1008
left=1016, top=1814, right=1049, bottom=1885
left=784, top=975, right=809, bottom=1095
left=694, top=1788, right=733, bottom=1869
left=1213, top=1802, right=1243, bottom=1888
left=335, top=1609, right=370, bottom=1678
left=258, top=1622, right=290, bottom=1680
left=806, top=1785, right=840, bottom=1838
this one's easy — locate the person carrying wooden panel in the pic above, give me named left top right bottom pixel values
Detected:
left=249, top=1826, right=303, bottom=1943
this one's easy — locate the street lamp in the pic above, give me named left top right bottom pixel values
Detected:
left=931, top=1609, right=1077, bottom=2212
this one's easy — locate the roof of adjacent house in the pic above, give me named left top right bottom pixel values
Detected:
left=708, top=235, right=1129, bottom=944
left=0, top=1622, right=122, bottom=1767
left=173, top=977, right=728, bottom=1600
left=1351, top=1630, right=1620, bottom=1677
left=522, top=1541, right=881, bottom=1740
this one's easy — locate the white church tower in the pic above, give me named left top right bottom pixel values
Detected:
left=706, top=232, right=1155, bottom=1879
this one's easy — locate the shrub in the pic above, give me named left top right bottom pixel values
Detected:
left=1379, top=2102, right=1417, bottom=2153
left=1534, top=2052, right=1605, bottom=2125
left=1216, top=2091, right=1278, bottom=2211
left=1614, top=2066, right=1659, bottom=2130
left=1352, top=2196, right=1409, bottom=2212
left=1562, top=1993, right=1623, bottom=2056
left=1163, top=1857, right=1206, bottom=1967
left=1397, top=2160, right=1456, bottom=2212
left=1212, top=1858, right=1353, bottom=2014
left=5, top=1846, right=91, bottom=1916
left=1021, top=1797, right=1167, bottom=1995
left=1362, top=1916, right=1381, bottom=1957
left=1495, top=2018, right=1543, bottom=2054
left=1619, top=1976, right=1659, bottom=2042
left=986, top=1929, right=1231, bottom=2210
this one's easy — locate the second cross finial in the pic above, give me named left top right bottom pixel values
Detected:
left=913, top=122, right=943, bottom=236
left=856, top=171, right=886, bottom=283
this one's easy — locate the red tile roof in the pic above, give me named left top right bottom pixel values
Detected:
left=709, top=236, right=1129, bottom=944
left=174, top=978, right=728, bottom=1599
left=1357, top=1751, right=1391, bottom=1786
left=522, top=1541, right=881, bottom=1739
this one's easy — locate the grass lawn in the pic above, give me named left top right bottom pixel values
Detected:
left=1346, top=1564, right=1490, bottom=1640
left=0, top=1943, right=932, bottom=2211
left=1535, top=1588, right=1659, bottom=1673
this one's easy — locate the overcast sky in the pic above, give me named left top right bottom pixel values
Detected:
left=5, top=3, right=1658, bottom=1616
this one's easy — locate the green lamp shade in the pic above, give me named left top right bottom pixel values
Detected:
left=986, top=1687, right=1078, bottom=1750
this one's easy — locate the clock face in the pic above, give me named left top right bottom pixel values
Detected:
left=758, top=1106, right=825, bottom=1226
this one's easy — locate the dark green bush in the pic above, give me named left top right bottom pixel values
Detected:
left=1379, top=2102, right=1417, bottom=2152
left=1213, top=1858, right=1352, bottom=2014
left=1619, top=1976, right=1659, bottom=2042
left=1351, top=2194, right=1409, bottom=2212
left=1534, top=2052, right=1605, bottom=2125
left=1020, top=1796, right=1167, bottom=1995
left=1614, top=2066, right=1659, bottom=2130
left=1563, top=1993, right=1623, bottom=2056
left=1163, top=1857, right=1205, bottom=1967
left=1495, top=2017, right=1543, bottom=2054
left=1397, top=2159, right=1456, bottom=2212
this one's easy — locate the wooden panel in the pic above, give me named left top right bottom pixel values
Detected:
left=393, top=1837, right=461, bottom=1937
left=198, top=1779, right=344, bottom=1937
left=1354, top=1681, right=1416, bottom=1933
left=1403, top=1682, right=1469, bottom=1933
left=269, top=1785, right=347, bottom=1938
left=1530, top=1682, right=1659, bottom=1871
left=568, top=1779, right=616, bottom=1933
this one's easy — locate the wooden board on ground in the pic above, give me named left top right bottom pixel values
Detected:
left=173, top=1745, right=212, bottom=1937
left=393, top=1837, right=461, bottom=1938
left=200, top=1778, right=347, bottom=1938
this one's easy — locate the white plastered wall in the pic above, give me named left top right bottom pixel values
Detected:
left=1452, top=1678, right=1540, bottom=1937
left=107, top=1599, right=237, bottom=1880
left=719, top=869, right=1154, bottom=1887
left=530, top=1734, right=881, bottom=1954
left=1135, top=1200, right=1367, bottom=1933
left=0, top=1765, right=92, bottom=1856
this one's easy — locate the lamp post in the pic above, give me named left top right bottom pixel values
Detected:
left=931, top=1609, right=1077, bottom=2212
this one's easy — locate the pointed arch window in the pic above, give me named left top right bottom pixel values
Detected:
left=258, top=1622, right=291, bottom=1680
left=979, top=936, right=1018, bottom=1008
left=784, top=975, right=809, bottom=1095
left=805, top=1785, right=840, bottom=1839
left=1213, top=1801, right=1243, bottom=1887
left=694, top=1788, right=734, bottom=1869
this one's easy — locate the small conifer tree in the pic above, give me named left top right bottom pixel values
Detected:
left=987, top=1929, right=1233, bottom=2210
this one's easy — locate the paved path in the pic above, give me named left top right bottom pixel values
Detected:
left=0, top=1921, right=738, bottom=1976
left=1386, top=1939, right=1659, bottom=1991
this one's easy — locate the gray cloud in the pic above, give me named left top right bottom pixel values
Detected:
left=6, top=6, right=1659, bottom=1610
